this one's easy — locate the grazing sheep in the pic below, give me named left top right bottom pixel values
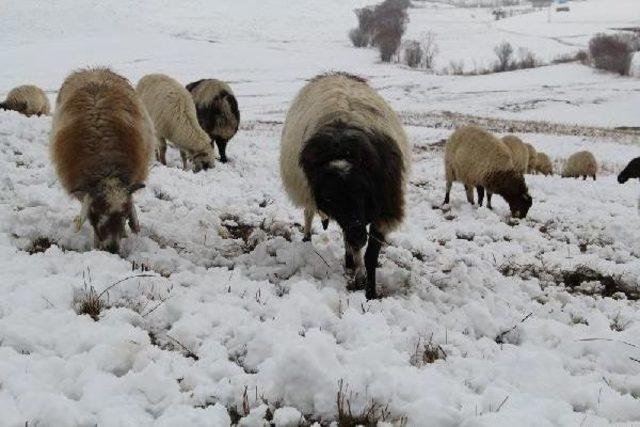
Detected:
left=444, top=126, right=532, bottom=218
left=501, top=135, right=529, bottom=175
left=0, top=85, right=50, bottom=117
left=186, top=78, right=239, bottom=163
left=136, top=74, right=214, bottom=172
left=535, top=152, right=553, bottom=175
left=562, top=150, right=597, bottom=180
left=51, top=68, right=154, bottom=253
left=525, top=143, right=537, bottom=173
left=280, top=72, right=410, bottom=299
left=618, top=157, right=640, bottom=184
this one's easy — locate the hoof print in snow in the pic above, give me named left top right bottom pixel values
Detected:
left=444, top=213, right=456, bottom=221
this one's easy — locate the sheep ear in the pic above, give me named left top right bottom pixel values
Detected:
left=128, top=183, right=145, bottom=193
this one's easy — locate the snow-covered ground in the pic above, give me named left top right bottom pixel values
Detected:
left=1, top=0, right=640, bottom=426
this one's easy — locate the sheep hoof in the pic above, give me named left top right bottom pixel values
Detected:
left=302, top=234, right=311, bottom=242
left=321, top=219, right=329, bottom=230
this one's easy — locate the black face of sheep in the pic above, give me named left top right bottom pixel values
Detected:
left=618, top=157, right=640, bottom=184
left=301, top=126, right=388, bottom=296
left=492, top=171, right=532, bottom=219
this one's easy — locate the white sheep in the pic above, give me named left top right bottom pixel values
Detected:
left=1, top=85, right=50, bottom=117
left=562, top=150, right=597, bottom=180
left=444, top=126, right=532, bottom=218
left=280, top=72, right=411, bottom=299
left=136, top=74, right=214, bottom=172
left=501, top=135, right=529, bottom=175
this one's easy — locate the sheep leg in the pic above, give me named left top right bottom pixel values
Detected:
left=476, top=186, right=485, bottom=207
left=465, top=185, right=474, bottom=204
left=443, top=180, right=452, bottom=205
left=592, top=175, right=596, bottom=181
left=157, top=138, right=167, bottom=165
left=303, top=208, right=314, bottom=242
left=128, top=205, right=141, bottom=233
left=216, top=139, right=228, bottom=163
left=487, top=192, right=494, bottom=210
left=583, top=175, right=586, bottom=180
left=180, top=150, right=189, bottom=170
left=344, top=230, right=355, bottom=271
left=364, top=226, right=384, bottom=300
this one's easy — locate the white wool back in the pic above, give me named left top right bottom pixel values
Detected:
left=280, top=73, right=411, bottom=212
left=535, top=152, right=553, bottom=175
left=502, top=135, right=529, bottom=175
left=563, top=150, right=598, bottom=177
left=136, top=74, right=212, bottom=157
left=5, top=85, right=50, bottom=116
left=525, top=143, right=537, bottom=173
left=445, top=126, right=515, bottom=187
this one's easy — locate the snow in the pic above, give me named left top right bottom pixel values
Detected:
left=1, top=0, right=640, bottom=425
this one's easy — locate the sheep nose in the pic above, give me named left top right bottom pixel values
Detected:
left=345, top=224, right=367, bottom=249
left=618, top=174, right=626, bottom=184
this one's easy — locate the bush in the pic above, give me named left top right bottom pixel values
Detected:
left=349, top=28, right=369, bottom=48
left=575, top=50, right=589, bottom=64
left=589, top=33, right=633, bottom=75
left=494, top=41, right=514, bottom=72
left=447, top=60, right=465, bottom=75
left=402, top=33, right=438, bottom=69
left=350, top=0, right=410, bottom=62
left=516, top=48, right=538, bottom=69
left=403, top=40, right=423, bottom=68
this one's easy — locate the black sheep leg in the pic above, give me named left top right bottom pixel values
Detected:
left=216, top=139, right=228, bottom=163
left=364, top=226, right=383, bottom=300
left=476, top=186, right=485, bottom=206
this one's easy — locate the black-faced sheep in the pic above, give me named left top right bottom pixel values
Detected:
left=525, top=143, right=537, bottom=173
left=444, top=126, right=532, bottom=218
left=51, top=68, right=154, bottom=253
left=618, top=157, right=640, bottom=184
left=280, top=72, right=410, bottom=300
left=1, top=85, right=50, bottom=117
left=186, top=78, right=239, bottom=163
left=136, top=74, right=214, bottom=172
left=562, top=150, right=597, bottom=180
left=501, top=135, right=529, bottom=175
left=535, top=152, right=553, bottom=176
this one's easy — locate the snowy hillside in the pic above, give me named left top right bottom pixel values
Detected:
left=1, top=0, right=640, bottom=426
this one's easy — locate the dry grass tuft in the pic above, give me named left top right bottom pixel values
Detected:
left=336, top=379, right=407, bottom=427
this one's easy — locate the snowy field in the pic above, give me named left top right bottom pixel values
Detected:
left=1, top=0, right=640, bottom=426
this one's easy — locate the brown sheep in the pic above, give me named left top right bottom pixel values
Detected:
left=51, top=68, right=154, bottom=253
left=525, top=143, right=537, bottom=173
left=562, top=150, right=597, bottom=180
left=501, top=135, right=529, bottom=175
left=535, top=152, right=553, bottom=175
left=1, top=85, right=50, bottom=117
left=444, top=126, right=532, bottom=218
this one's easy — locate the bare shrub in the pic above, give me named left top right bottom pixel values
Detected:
left=421, top=31, right=438, bottom=69
left=589, top=33, right=633, bottom=75
left=403, top=40, right=423, bottom=68
left=494, top=41, right=514, bottom=72
left=517, top=48, right=538, bottom=69
left=447, top=60, right=465, bottom=75
left=349, top=28, right=369, bottom=48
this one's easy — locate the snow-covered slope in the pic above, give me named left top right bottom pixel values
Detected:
left=1, top=0, right=640, bottom=425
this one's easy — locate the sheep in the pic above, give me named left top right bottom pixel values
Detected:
left=618, top=157, right=640, bottom=184
left=136, top=74, right=214, bottom=172
left=562, top=150, right=597, bottom=180
left=501, top=135, right=529, bottom=175
left=525, top=143, right=537, bottom=173
left=535, top=152, right=553, bottom=175
left=0, top=85, right=50, bottom=117
left=280, top=72, right=410, bottom=300
left=186, top=78, right=239, bottom=163
left=444, top=126, right=532, bottom=218
left=50, top=67, right=154, bottom=253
